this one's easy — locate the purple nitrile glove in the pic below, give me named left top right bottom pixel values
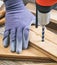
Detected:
left=3, top=0, right=35, bottom=53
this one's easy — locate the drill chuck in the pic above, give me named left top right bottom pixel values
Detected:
left=38, top=11, right=50, bottom=26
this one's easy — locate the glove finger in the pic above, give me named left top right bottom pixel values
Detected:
left=23, top=26, right=29, bottom=49
left=10, top=29, right=16, bottom=52
left=31, top=18, right=36, bottom=25
left=16, top=27, right=22, bottom=54
left=3, top=30, right=10, bottom=47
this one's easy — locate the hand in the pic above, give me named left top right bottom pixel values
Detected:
left=3, top=0, right=35, bottom=53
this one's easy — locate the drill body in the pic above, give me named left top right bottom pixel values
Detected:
left=36, top=0, right=57, bottom=26
left=36, top=0, right=57, bottom=41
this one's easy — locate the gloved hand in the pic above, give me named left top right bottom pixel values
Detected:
left=3, top=0, right=35, bottom=53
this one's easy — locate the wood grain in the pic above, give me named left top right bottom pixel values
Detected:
left=30, top=26, right=57, bottom=45
left=29, top=26, right=57, bottom=61
left=0, top=35, right=51, bottom=61
left=23, top=63, right=57, bottom=65
left=26, top=3, right=57, bottom=24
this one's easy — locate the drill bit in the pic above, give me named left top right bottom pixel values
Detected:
left=42, top=26, right=45, bottom=42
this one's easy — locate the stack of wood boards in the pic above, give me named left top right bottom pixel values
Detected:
left=0, top=34, right=53, bottom=62
left=0, top=25, right=57, bottom=62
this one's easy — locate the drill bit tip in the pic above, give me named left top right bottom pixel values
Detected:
left=42, top=26, right=45, bottom=42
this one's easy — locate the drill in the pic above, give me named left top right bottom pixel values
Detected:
left=36, top=0, right=57, bottom=42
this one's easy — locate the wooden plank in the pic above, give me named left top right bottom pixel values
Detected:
left=50, top=10, right=57, bottom=24
left=46, top=22, right=57, bottom=32
left=30, top=26, right=57, bottom=45
left=0, top=18, right=5, bottom=25
left=29, top=26, right=57, bottom=61
left=0, top=26, right=57, bottom=61
left=0, top=35, right=52, bottom=61
left=26, top=3, right=36, bottom=15
left=0, top=9, right=5, bottom=19
left=24, top=63, right=57, bottom=65
left=26, top=3, right=57, bottom=24
left=0, top=3, right=5, bottom=11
